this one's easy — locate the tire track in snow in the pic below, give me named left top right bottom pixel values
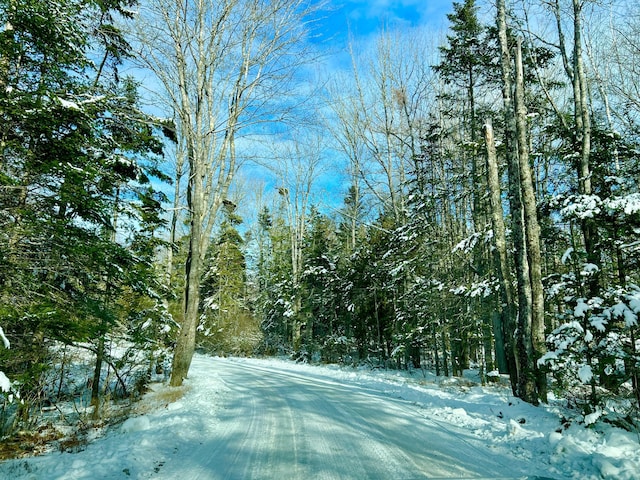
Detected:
left=153, top=357, right=551, bottom=479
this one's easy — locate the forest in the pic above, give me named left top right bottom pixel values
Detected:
left=1, top=0, right=640, bottom=447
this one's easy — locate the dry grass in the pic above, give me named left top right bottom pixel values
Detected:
left=0, top=382, right=187, bottom=461
left=134, top=383, right=188, bottom=415
left=0, top=425, right=63, bottom=460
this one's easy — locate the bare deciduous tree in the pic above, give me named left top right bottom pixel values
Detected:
left=269, top=133, right=325, bottom=349
left=514, top=38, right=547, bottom=402
left=133, top=0, right=318, bottom=386
left=496, top=0, right=539, bottom=402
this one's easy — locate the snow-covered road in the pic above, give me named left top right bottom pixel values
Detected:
left=162, top=358, right=534, bottom=479
left=5, top=354, right=626, bottom=479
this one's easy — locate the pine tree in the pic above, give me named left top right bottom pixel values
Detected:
left=199, top=203, right=259, bottom=355
left=0, top=0, right=168, bottom=425
left=436, top=0, right=492, bottom=229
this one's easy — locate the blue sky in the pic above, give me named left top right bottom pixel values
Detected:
left=284, top=0, right=456, bottom=214
left=149, top=0, right=460, bottom=228
left=313, top=0, right=453, bottom=44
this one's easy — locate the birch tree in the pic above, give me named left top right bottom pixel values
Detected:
left=133, top=0, right=317, bottom=386
left=483, top=118, right=513, bottom=376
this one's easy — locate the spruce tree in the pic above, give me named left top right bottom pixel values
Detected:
left=0, top=0, right=167, bottom=424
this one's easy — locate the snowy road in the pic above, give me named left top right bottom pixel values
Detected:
left=154, top=357, right=550, bottom=480
left=0, top=356, right=565, bottom=479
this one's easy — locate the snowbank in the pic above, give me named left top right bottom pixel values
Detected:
left=0, top=355, right=637, bottom=479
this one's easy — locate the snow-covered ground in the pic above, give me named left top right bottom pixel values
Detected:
left=0, top=355, right=638, bottom=479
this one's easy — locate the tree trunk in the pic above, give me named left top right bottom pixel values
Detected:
left=90, top=332, right=105, bottom=418
left=166, top=140, right=186, bottom=287
left=514, top=39, right=547, bottom=402
left=92, top=189, right=120, bottom=414
left=170, top=247, right=201, bottom=386
left=572, top=0, right=592, bottom=197
left=136, top=0, right=317, bottom=385
left=170, top=143, right=205, bottom=386
left=572, top=0, right=599, bottom=297
left=495, top=0, right=520, bottom=396
left=484, top=118, right=512, bottom=375
left=432, top=323, right=441, bottom=376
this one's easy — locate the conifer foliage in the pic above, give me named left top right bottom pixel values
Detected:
left=1, top=0, right=640, bottom=445
left=249, top=0, right=640, bottom=428
left=0, top=0, right=170, bottom=434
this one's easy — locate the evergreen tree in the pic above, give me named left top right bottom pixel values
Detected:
left=435, top=0, right=493, bottom=229
left=199, top=203, right=260, bottom=355
left=0, top=0, right=168, bottom=426
left=299, top=209, right=342, bottom=361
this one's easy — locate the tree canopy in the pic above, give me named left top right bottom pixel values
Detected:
left=2, top=0, right=640, bottom=443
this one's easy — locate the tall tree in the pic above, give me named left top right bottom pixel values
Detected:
left=495, top=0, right=537, bottom=401
left=133, top=0, right=317, bottom=386
left=0, top=0, right=167, bottom=421
left=343, top=28, right=433, bottom=224
left=267, top=134, right=324, bottom=351
left=546, top=0, right=599, bottom=294
left=483, top=118, right=513, bottom=376
left=513, top=38, right=547, bottom=402
left=435, top=0, right=491, bottom=229
left=200, top=203, right=259, bottom=354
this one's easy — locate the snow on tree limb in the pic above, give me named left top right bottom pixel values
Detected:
left=0, top=326, right=9, bottom=349
left=0, top=372, right=11, bottom=394
left=0, top=326, right=12, bottom=398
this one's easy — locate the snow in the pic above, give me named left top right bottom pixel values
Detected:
left=584, top=408, right=602, bottom=426
left=611, top=302, right=638, bottom=327
left=577, top=365, right=593, bottom=384
left=0, top=325, right=10, bottom=349
left=58, top=98, right=81, bottom=110
left=604, top=193, right=640, bottom=215
left=561, top=195, right=602, bottom=219
left=452, top=232, right=481, bottom=254
left=120, top=415, right=152, bottom=434
left=562, top=193, right=640, bottom=220
left=0, top=325, right=12, bottom=397
left=468, top=279, right=494, bottom=298
left=580, top=263, right=599, bottom=276
left=0, top=371, right=11, bottom=393
left=589, top=316, right=608, bottom=332
left=626, top=289, right=640, bottom=314
left=0, top=355, right=639, bottom=479
left=449, top=285, right=466, bottom=295
left=574, top=299, right=589, bottom=318
left=538, top=351, right=559, bottom=366
left=561, top=247, right=574, bottom=265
